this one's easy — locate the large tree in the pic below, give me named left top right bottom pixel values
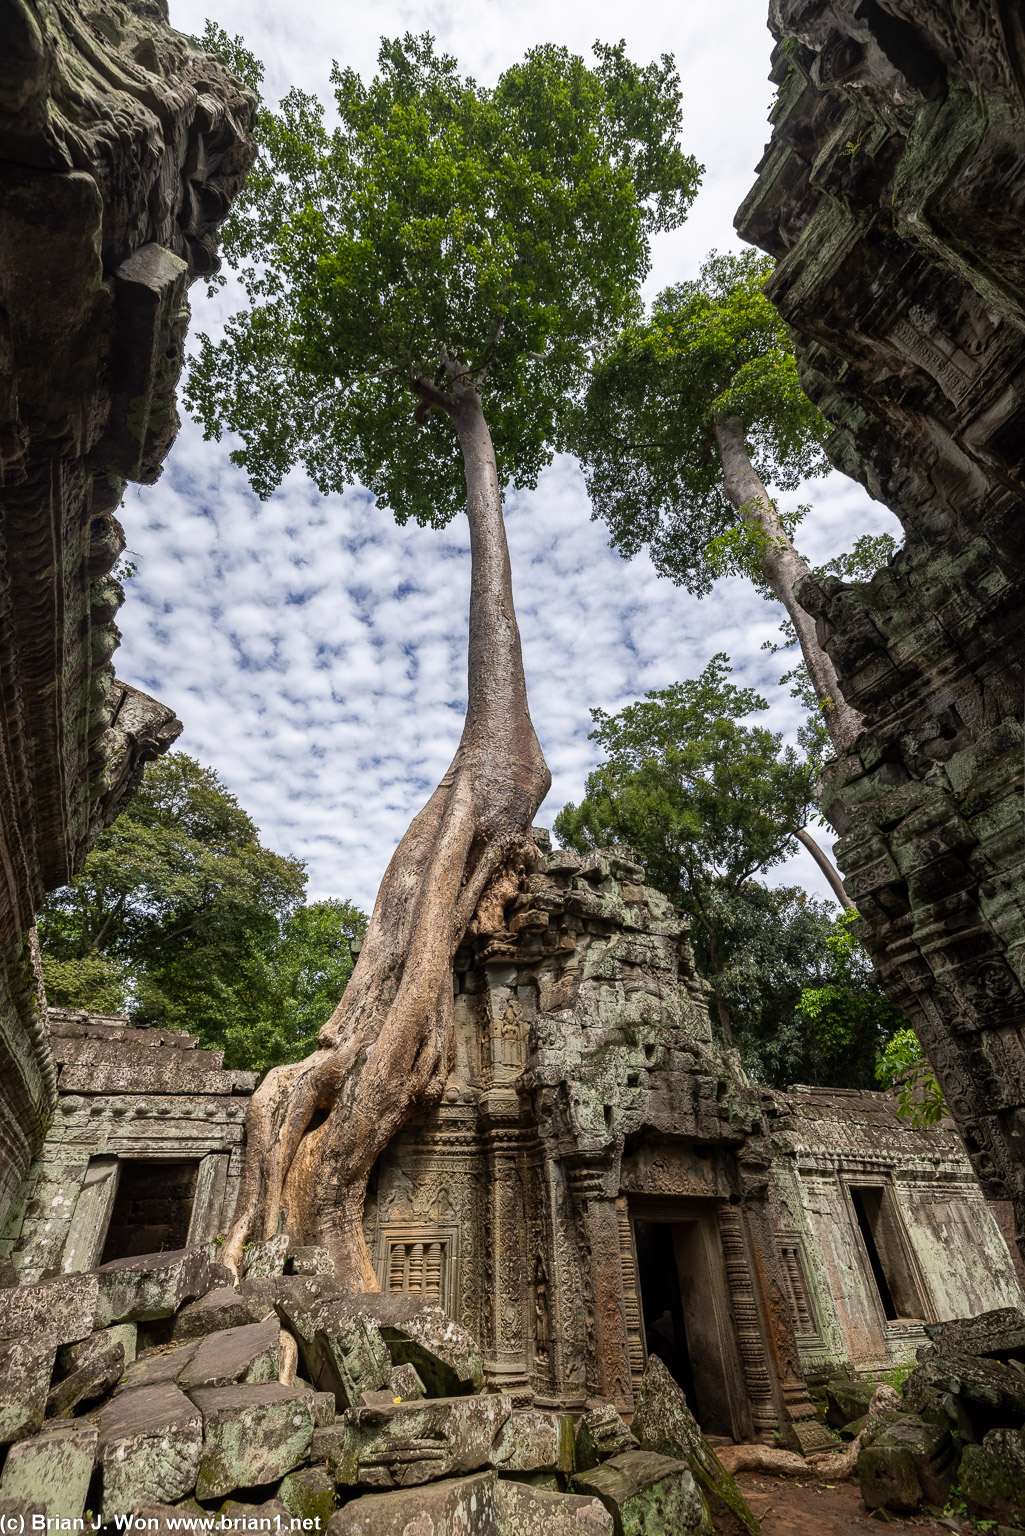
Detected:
left=188, top=29, right=699, bottom=1283
left=574, top=249, right=863, bottom=752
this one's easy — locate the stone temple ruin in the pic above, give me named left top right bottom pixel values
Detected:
left=0, top=0, right=1024, bottom=1528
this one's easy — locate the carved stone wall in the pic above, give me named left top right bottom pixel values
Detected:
left=2, top=1007, right=256, bottom=1280
left=737, top=2, right=1025, bottom=1259
left=364, top=839, right=833, bottom=1450
left=0, top=1, right=255, bottom=1221
left=770, top=1085, right=1025, bottom=1383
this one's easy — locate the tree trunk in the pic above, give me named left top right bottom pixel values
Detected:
left=791, top=825, right=855, bottom=910
left=221, top=384, right=551, bottom=1287
left=714, top=415, right=863, bottom=754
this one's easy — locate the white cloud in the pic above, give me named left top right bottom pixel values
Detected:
left=114, top=1, right=902, bottom=912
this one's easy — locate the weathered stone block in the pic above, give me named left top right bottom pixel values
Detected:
left=287, top=1246, right=336, bottom=1277
left=327, top=1470, right=612, bottom=1535
left=96, top=1383, right=203, bottom=1521
left=572, top=1451, right=712, bottom=1536
left=241, top=1235, right=289, bottom=1279
left=116, top=1340, right=199, bottom=1393
left=826, top=1376, right=882, bottom=1428
left=631, top=1354, right=758, bottom=1536
left=334, top=1394, right=512, bottom=1488
left=95, top=1246, right=212, bottom=1326
left=353, top=1295, right=485, bottom=1396
left=925, top=1307, right=1025, bottom=1362
left=575, top=1403, right=638, bottom=1472
left=277, top=1465, right=337, bottom=1526
left=47, top=1328, right=125, bottom=1416
left=172, top=1288, right=262, bottom=1340
left=960, top=1426, right=1025, bottom=1525
left=500, top=1479, right=613, bottom=1534
left=0, top=1420, right=97, bottom=1520
left=491, top=1410, right=575, bottom=1475
left=903, top=1351, right=1025, bottom=1434
left=277, top=1292, right=391, bottom=1411
left=312, top=1391, right=335, bottom=1427
left=858, top=1418, right=955, bottom=1513
left=189, top=1383, right=315, bottom=1499
left=178, top=1317, right=281, bottom=1391
left=389, top=1362, right=425, bottom=1401
left=0, top=1333, right=58, bottom=1445
left=0, top=1273, right=97, bottom=1345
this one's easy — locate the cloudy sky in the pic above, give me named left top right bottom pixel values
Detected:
left=118, top=0, right=901, bottom=914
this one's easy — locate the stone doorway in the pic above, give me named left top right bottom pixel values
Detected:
left=98, top=1159, right=201, bottom=1263
left=631, top=1200, right=751, bottom=1441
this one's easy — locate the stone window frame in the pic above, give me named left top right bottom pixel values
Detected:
left=374, top=1223, right=460, bottom=1315
left=841, top=1173, right=934, bottom=1328
left=776, top=1235, right=823, bottom=1343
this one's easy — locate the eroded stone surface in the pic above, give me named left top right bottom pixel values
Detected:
left=0, top=1420, right=97, bottom=1520
left=858, top=1418, right=956, bottom=1513
left=95, top=1247, right=212, bottom=1326
left=178, top=1317, right=280, bottom=1391
left=95, top=1382, right=202, bottom=1521
left=0, top=1333, right=58, bottom=1445
left=0, top=1274, right=97, bottom=1345
left=333, top=1394, right=512, bottom=1489
left=631, top=1355, right=758, bottom=1536
left=190, top=1383, right=315, bottom=1499
left=573, top=1450, right=712, bottom=1536
left=960, top=1426, right=1025, bottom=1525
left=278, top=1466, right=337, bottom=1526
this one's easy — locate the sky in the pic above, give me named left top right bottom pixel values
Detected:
left=116, top=0, right=902, bottom=915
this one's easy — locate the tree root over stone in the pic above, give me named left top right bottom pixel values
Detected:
left=715, top=1386, right=903, bottom=1482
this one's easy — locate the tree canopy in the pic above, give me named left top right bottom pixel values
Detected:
left=188, top=28, right=701, bottom=514
left=554, top=660, right=905, bottom=1085
left=575, top=248, right=830, bottom=594
left=38, top=753, right=366, bottom=1073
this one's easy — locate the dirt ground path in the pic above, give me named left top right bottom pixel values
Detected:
left=734, top=1472, right=956, bottom=1536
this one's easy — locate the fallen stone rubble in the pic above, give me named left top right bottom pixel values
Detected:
left=0, top=1242, right=759, bottom=1534
left=821, top=1305, right=1025, bottom=1528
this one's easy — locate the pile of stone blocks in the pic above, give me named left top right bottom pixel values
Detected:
left=841, top=1306, right=1025, bottom=1527
left=0, top=1238, right=758, bottom=1534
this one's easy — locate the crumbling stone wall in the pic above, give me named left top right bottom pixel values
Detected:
left=0, top=2, right=255, bottom=1222
left=364, top=838, right=832, bottom=1451
left=770, top=1085, right=1025, bottom=1383
left=737, top=2, right=1025, bottom=1260
left=2, top=1009, right=256, bottom=1281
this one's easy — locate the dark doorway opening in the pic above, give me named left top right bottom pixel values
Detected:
left=849, top=1185, right=925, bottom=1322
left=632, top=1210, right=748, bottom=1440
left=634, top=1219, right=697, bottom=1407
left=99, top=1159, right=200, bottom=1263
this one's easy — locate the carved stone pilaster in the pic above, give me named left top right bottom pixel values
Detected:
left=568, top=1164, right=632, bottom=1412
left=479, top=1089, right=531, bottom=1398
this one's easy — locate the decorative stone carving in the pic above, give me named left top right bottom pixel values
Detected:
left=736, top=0, right=1025, bottom=1259
left=0, top=0, right=255, bottom=1227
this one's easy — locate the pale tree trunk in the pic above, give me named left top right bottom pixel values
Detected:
left=714, top=415, right=863, bottom=755
left=791, top=825, right=855, bottom=910
left=222, top=384, right=551, bottom=1287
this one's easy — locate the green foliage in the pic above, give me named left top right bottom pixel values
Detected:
left=876, top=1026, right=947, bottom=1128
left=574, top=248, right=830, bottom=594
left=186, top=31, right=700, bottom=513
left=554, top=654, right=817, bottom=903
left=38, top=753, right=367, bottom=1075
left=554, top=662, right=906, bottom=1086
left=796, top=910, right=907, bottom=1088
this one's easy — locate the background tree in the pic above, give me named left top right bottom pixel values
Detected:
left=38, top=753, right=366, bottom=1075
left=188, top=27, right=700, bottom=1282
left=554, top=660, right=905, bottom=1084
left=574, top=248, right=863, bottom=752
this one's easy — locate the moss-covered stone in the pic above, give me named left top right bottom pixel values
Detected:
left=572, top=1450, right=712, bottom=1536
left=631, top=1355, right=757, bottom=1536
left=960, top=1427, right=1025, bottom=1526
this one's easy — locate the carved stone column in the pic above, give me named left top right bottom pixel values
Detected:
left=480, top=1089, right=531, bottom=1400
left=568, top=1164, right=633, bottom=1413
